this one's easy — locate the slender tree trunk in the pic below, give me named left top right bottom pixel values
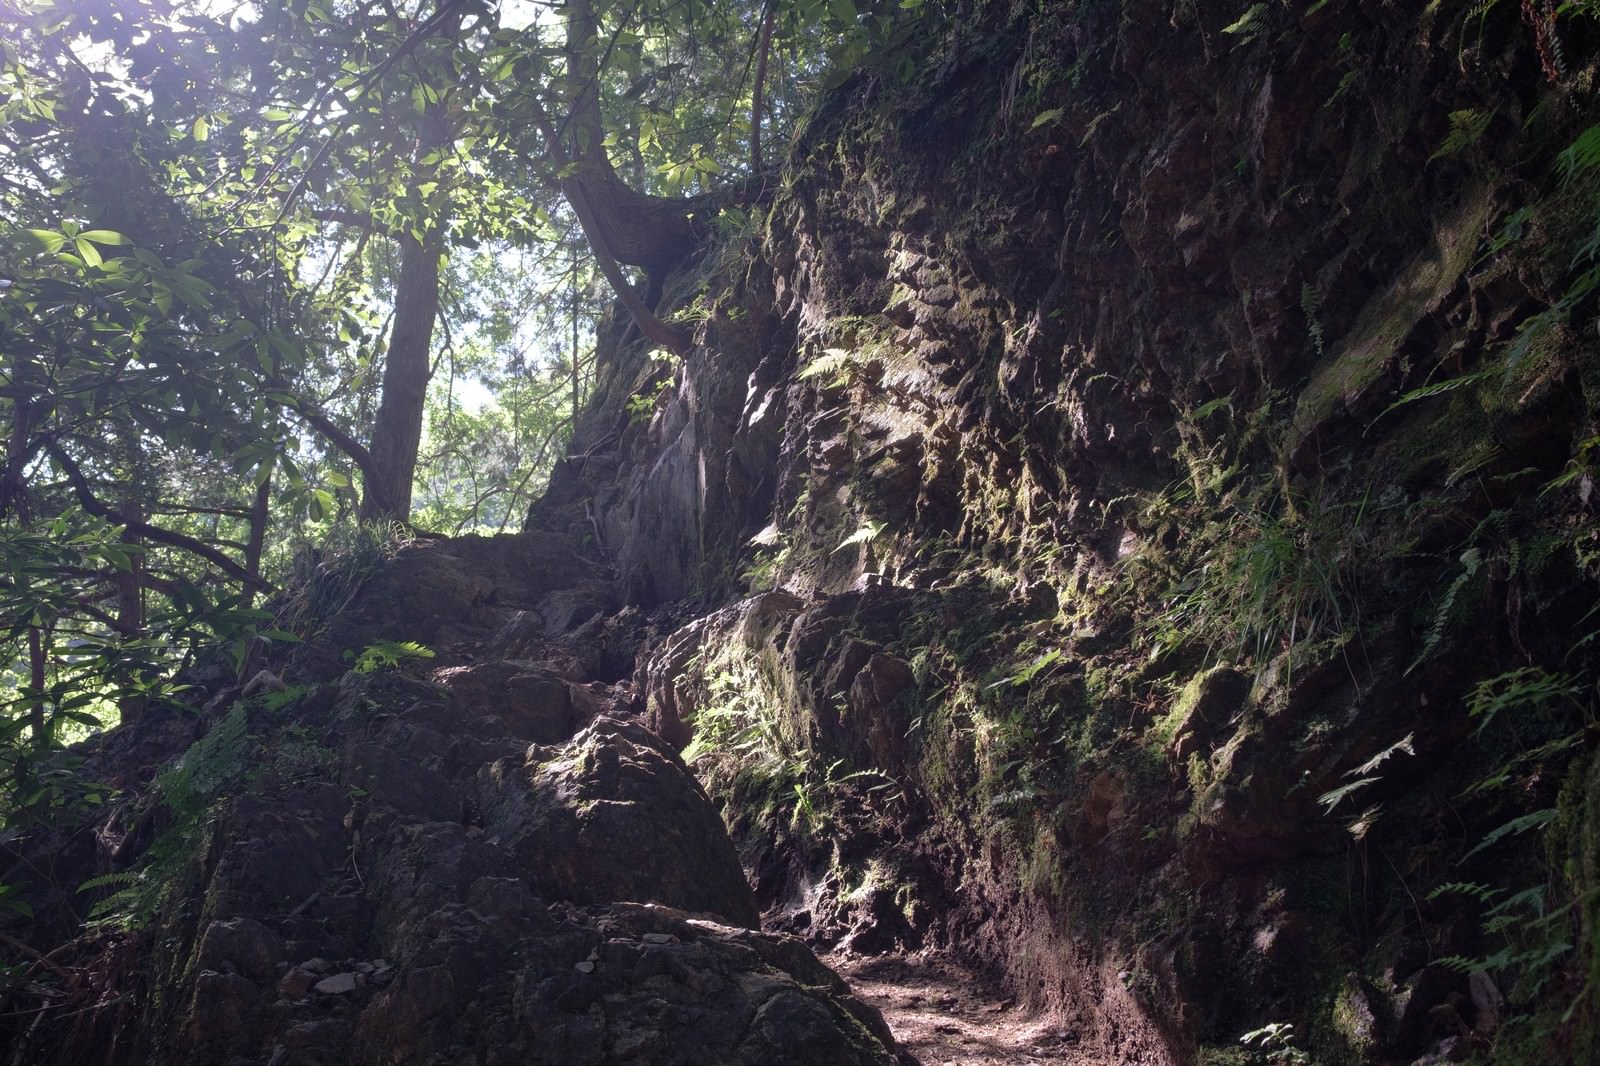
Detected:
left=571, top=250, right=582, bottom=415
left=112, top=430, right=148, bottom=724
left=361, top=229, right=442, bottom=524
left=27, top=626, right=46, bottom=753
left=114, top=460, right=145, bottom=641
left=114, top=497, right=145, bottom=636
left=244, top=475, right=272, bottom=603
left=113, top=510, right=146, bottom=725
left=751, top=0, right=777, bottom=173
left=359, top=91, right=450, bottom=526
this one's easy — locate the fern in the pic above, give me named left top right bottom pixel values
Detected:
left=1382, top=369, right=1493, bottom=415
left=157, top=700, right=250, bottom=817
left=79, top=869, right=150, bottom=926
left=1429, top=880, right=1500, bottom=905
left=1407, top=546, right=1483, bottom=673
left=348, top=639, right=435, bottom=674
left=1461, top=808, right=1557, bottom=861
left=1190, top=393, right=1234, bottom=420
left=1351, top=731, right=1416, bottom=778
left=1220, top=2, right=1268, bottom=41
left=796, top=347, right=861, bottom=385
left=1299, top=284, right=1325, bottom=357
left=1467, top=667, right=1579, bottom=737
left=1555, top=123, right=1600, bottom=186
left=832, top=520, right=884, bottom=554
left=1322, top=733, right=1416, bottom=818
left=1317, top=777, right=1375, bottom=814
left=1429, top=108, right=1494, bottom=162
left=83, top=703, right=255, bottom=930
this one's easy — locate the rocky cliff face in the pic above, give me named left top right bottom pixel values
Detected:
left=6, top=1, right=1598, bottom=1064
left=2, top=534, right=903, bottom=1065
left=535, top=0, right=1600, bottom=1061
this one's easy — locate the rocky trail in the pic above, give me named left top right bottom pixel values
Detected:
left=828, top=952, right=1106, bottom=1066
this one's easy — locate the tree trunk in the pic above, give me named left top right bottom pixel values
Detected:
left=359, top=87, right=451, bottom=526
left=571, top=171, right=700, bottom=272
left=244, top=475, right=271, bottom=603
left=360, top=229, right=442, bottom=524
left=114, top=491, right=146, bottom=726
left=27, top=626, right=46, bottom=753
left=751, top=1, right=777, bottom=173
left=564, top=0, right=699, bottom=273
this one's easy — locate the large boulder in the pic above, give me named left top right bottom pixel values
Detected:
left=477, top=717, right=761, bottom=927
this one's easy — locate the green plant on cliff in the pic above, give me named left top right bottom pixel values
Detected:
left=683, top=661, right=790, bottom=770
left=81, top=701, right=253, bottom=930
left=1494, top=121, right=1600, bottom=367
left=1148, top=488, right=1366, bottom=670
left=1238, top=1021, right=1310, bottom=1064
left=347, top=639, right=436, bottom=674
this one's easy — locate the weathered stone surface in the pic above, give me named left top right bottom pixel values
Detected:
left=0, top=519, right=894, bottom=1066
left=10, top=3, right=1599, bottom=1065
left=478, top=717, right=760, bottom=927
left=353, top=901, right=897, bottom=1066
left=642, top=590, right=805, bottom=748
left=195, top=917, right=285, bottom=985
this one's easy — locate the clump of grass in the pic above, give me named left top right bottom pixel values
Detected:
left=1142, top=489, right=1369, bottom=670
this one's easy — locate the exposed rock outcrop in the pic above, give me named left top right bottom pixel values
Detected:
left=530, top=0, right=1600, bottom=1062
left=6, top=2, right=1600, bottom=1064
left=1, top=534, right=900, bottom=1066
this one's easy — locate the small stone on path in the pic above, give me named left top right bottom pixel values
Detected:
left=313, top=972, right=358, bottom=995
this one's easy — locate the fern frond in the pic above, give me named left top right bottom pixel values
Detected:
left=797, top=348, right=860, bottom=384
left=1461, top=808, right=1556, bottom=861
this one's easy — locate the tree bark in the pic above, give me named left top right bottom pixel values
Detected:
left=27, top=626, right=46, bottom=753
left=358, top=70, right=454, bottom=526
left=360, top=228, right=442, bottom=523
left=751, top=1, right=777, bottom=174
left=113, top=485, right=146, bottom=726
left=244, top=475, right=271, bottom=603
left=563, top=0, right=700, bottom=273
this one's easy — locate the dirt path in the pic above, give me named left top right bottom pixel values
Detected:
left=829, top=952, right=1110, bottom=1066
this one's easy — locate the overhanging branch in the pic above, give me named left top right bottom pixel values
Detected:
left=520, top=103, right=691, bottom=356
left=48, top=445, right=273, bottom=593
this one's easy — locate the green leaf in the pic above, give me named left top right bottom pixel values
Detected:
left=74, top=238, right=103, bottom=268
left=1191, top=394, right=1234, bottom=420
left=1383, top=370, right=1492, bottom=413
left=1347, top=733, right=1415, bottom=779
left=1462, top=809, right=1557, bottom=861
left=77, top=229, right=129, bottom=246
left=1318, top=777, right=1375, bottom=813
left=1428, top=109, right=1493, bottom=163
left=1556, top=123, right=1600, bottom=186
left=1029, top=108, right=1065, bottom=131
left=26, top=228, right=67, bottom=252
left=192, top=115, right=209, bottom=142
left=797, top=347, right=857, bottom=382
left=832, top=520, right=883, bottom=554
left=1221, top=2, right=1267, bottom=34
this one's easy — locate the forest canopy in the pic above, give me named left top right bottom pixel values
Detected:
left=0, top=0, right=924, bottom=820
